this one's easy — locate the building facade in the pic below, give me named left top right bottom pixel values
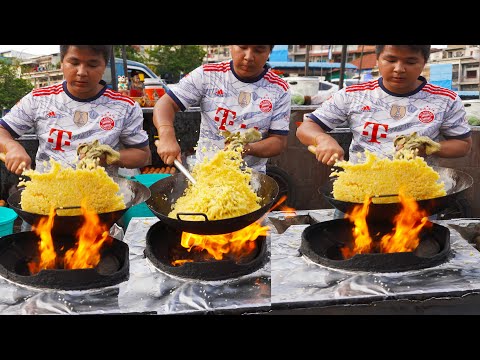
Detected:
left=4, top=45, right=478, bottom=93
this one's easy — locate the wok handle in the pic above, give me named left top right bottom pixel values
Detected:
left=55, top=205, right=82, bottom=214
left=371, top=194, right=399, bottom=198
left=176, top=212, right=210, bottom=221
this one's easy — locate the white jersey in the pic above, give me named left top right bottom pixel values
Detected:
left=168, top=60, right=291, bottom=173
left=308, top=76, right=471, bottom=163
left=0, top=81, right=149, bottom=174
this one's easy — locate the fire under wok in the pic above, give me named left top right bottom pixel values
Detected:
left=7, top=177, right=151, bottom=236
left=321, top=166, right=473, bottom=222
left=146, top=171, right=279, bottom=235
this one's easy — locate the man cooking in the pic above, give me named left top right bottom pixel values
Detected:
left=152, top=45, right=291, bottom=175
left=296, top=45, right=472, bottom=167
left=0, top=45, right=151, bottom=176
left=296, top=45, right=472, bottom=219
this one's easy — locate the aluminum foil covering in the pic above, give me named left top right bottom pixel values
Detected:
left=2, top=210, right=479, bottom=314
left=269, top=210, right=480, bottom=312
left=0, top=217, right=270, bottom=315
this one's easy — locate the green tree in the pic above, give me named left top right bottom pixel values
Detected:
left=0, top=61, right=34, bottom=110
left=146, top=45, right=206, bottom=83
left=114, top=45, right=146, bottom=63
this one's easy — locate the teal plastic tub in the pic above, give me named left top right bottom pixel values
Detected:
left=0, top=207, right=18, bottom=237
left=121, top=174, right=170, bottom=228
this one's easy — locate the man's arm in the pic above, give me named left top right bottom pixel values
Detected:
left=113, top=145, right=151, bottom=169
left=436, top=137, right=472, bottom=158
left=243, top=134, right=287, bottom=158
left=152, top=95, right=182, bottom=165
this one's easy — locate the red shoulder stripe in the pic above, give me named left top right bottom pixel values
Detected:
left=423, top=84, right=457, bottom=100
left=203, top=61, right=230, bottom=72
left=422, top=88, right=456, bottom=100
left=33, top=83, right=63, bottom=94
left=32, top=84, right=64, bottom=97
left=346, top=81, right=380, bottom=92
left=264, top=71, right=289, bottom=91
left=103, top=90, right=135, bottom=105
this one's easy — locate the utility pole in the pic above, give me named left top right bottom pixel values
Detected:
left=357, top=45, right=365, bottom=83
left=339, top=45, right=348, bottom=89
left=121, top=45, right=128, bottom=81
left=478, top=45, right=480, bottom=98
left=304, top=45, right=310, bottom=76
left=110, top=45, right=117, bottom=91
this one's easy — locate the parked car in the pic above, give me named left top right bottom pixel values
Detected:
left=317, top=80, right=339, bottom=101
left=284, top=77, right=339, bottom=105
left=463, top=99, right=480, bottom=126
left=103, top=58, right=168, bottom=91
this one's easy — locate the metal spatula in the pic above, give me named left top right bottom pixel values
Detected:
left=174, top=159, right=196, bottom=185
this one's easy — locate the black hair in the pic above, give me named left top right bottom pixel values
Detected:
left=375, top=45, right=431, bottom=62
left=60, top=45, right=112, bottom=64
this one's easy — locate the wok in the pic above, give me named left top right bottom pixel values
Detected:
left=7, top=177, right=151, bottom=236
left=146, top=171, right=279, bottom=235
left=321, top=166, right=473, bottom=222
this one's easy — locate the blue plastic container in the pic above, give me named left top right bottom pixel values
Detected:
left=121, top=174, right=171, bottom=228
left=0, top=207, right=18, bottom=237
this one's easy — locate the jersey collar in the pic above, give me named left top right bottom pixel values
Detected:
left=378, top=76, right=427, bottom=97
left=230, top=60, right=269, bottom=83
left=63, top=80, right=108, bottom=102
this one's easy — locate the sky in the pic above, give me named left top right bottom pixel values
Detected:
left=0, top=45, right=60, bottom=56
left=0, top=44, right=448, bottom=57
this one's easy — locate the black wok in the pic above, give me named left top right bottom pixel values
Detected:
left=146, top=171, right=279, bottom=235
left=321, top=166, right=473, bottom=222
left=7, top=177, right=151, bottom=236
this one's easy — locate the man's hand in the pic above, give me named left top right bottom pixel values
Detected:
left=1, top=141, right=31, bottom=175
left=309, top=135, right=345, bottom=166
left=155, top=139, right=181, bottom=165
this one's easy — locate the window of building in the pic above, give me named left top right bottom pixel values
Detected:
left=466, top=70, right=477, bottom=79
left=462, top=84, right=478, bottom=91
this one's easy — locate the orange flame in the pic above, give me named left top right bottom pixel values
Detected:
left=177, top=221, right=269, bottom=263
left=64, top=202, right=111, bottom=269
left=29, top=207, right=57, bottom=274
left=379, top=195, right=431, bottom=253
left=172, top=259, right=194, bottom=266
left=28, top=201, right=111, bottom=274
left=342, top=196, right=373, bottom=258
left=342, top=192, right=430, bottom=259
left=269, top=195, right=288, bottom=212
